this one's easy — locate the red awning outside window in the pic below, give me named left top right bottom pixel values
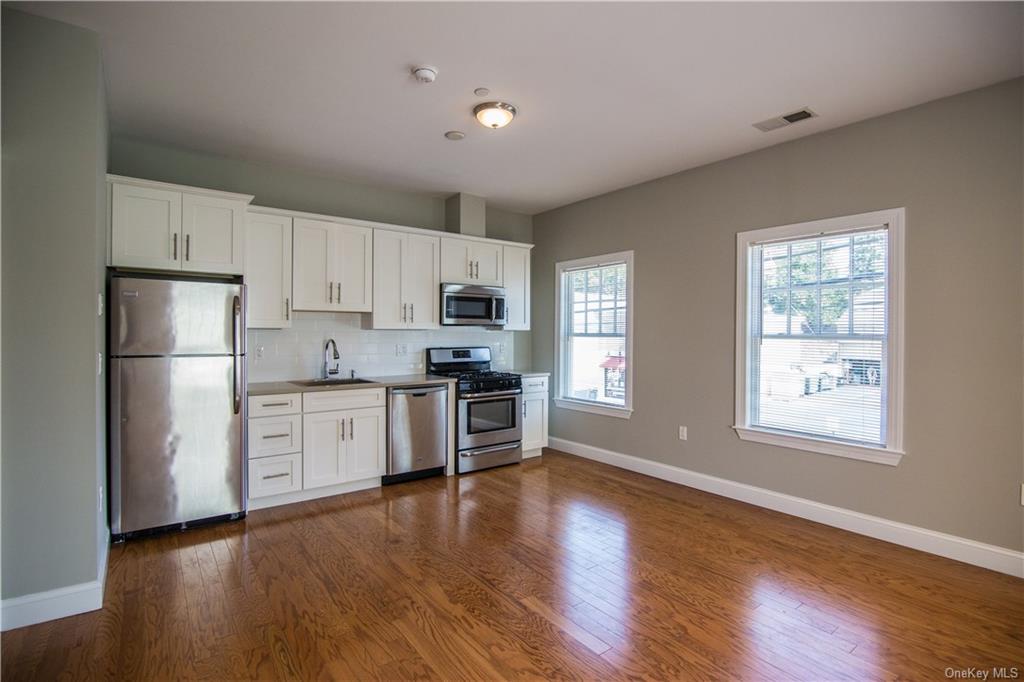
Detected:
left=599, top=356, right=626, bottom=370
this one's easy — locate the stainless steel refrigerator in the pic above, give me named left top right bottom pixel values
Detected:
left=109, top=275, right=246, bottom=537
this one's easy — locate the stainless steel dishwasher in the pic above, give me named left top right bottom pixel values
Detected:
left=385, top=384, right=448, bottom=483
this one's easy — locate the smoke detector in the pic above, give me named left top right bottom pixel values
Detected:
left=753, top=107, right=817, bottom=132
left=411, top=66, right=437, bottom=84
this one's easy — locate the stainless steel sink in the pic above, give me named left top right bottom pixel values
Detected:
left=292, top=378, right=377, bottom=387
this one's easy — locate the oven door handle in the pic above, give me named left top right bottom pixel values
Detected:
left=461, top=389, right=522, bottom=399
left=461, top=442, right=521, bottom=458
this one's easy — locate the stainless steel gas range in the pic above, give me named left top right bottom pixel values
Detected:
left=426, top=347, right=522, bottom=473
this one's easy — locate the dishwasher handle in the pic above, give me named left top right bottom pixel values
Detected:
left=390, top=385, right=448, bottom=396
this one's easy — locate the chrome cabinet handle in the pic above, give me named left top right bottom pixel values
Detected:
left=523, top=402, right=527, bottom=418
left=402, top=303, right=407, bottom=322
left=410, top=303, right=414, bottom=323
left=340, top=418, right=345, bottom=441
left=474, top=261, right=480, bottom=279
left=467, top=260, right=472, bottom=278
left=185, top=234, right=190, bottom=261
left=329, top=281, right=333, bottom=303
left=285, top=297, right=290, bottom=321
left=337, top=282, right=341, bottom=302
left=350, top=417, right=354, bottom=438
left=262, top=433, right=290, bottom=440
left=172, top=233, right=178, bottom=260
left=262, top=472, right=289, bottom=480
left=261, top=401, right=289, bottom=407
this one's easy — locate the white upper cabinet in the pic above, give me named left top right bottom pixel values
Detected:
left=405, top=234, right=441, bottom=328
left=111, top=183, right=182, bottom=270
left=293, top=218, right=372, bottom=312
left=503, top=245, right=531, bottom=330
left=181, top=194, right=246, bottom=274
left=332, top=223, right=373, bottom=312
left=109, top=177, right=251, bottom=275
left=245, top=212, right=293, bottom=329
left=292, top=218, right=332, bottom=310
left=440, top=237, right=503, bottom=286
left=470, top=241, right=503, bottom=286
left=372, top=229, right=440, bottom=329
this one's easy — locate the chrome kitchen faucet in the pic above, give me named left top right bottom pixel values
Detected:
left=323, top=339, right=340, bottom=379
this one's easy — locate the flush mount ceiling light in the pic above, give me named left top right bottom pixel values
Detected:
left=473, top=102, right=517, bottom=129
left=444, top=130, right=465, bottom=141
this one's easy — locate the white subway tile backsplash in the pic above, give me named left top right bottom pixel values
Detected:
left=247, top=312, right=513, bottom=382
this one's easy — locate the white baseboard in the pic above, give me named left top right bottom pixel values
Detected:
left=1, top=541, right=109, bottom=632
left=549, top=437, right=1024, bottom=578
left=247, top=477, right=381, bottom=511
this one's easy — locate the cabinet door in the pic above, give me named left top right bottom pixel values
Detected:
left=181, top=193, right=246, bottom=274
left=346, top=407, right=386, bottom=481
left=440, top=238, right=475, bottom=284
left=470, top=242, right=504, bottom=285
left=522, top=394, right=548, bottom=452
left=372, top=229, right=406, bottom=329
left=302, top=410, right=345, bottom=489
left=404, top=234, right=441, bottom=329
left=503, top=246, right=530, bottom=330
left=245, top=213, right=293, bottom=328
left=333, top=223, right=373, bottom=312
left=111, top=183, right=182, bottom=270
left=292, top=218, right=333, bottom=310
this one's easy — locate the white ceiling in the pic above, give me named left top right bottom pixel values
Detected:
left=14, top=2, right=1024, bottom=214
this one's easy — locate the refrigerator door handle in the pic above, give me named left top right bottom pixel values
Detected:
left=232, top=295, right=242, bottom=414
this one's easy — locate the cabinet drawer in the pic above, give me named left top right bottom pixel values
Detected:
left=522, top=376, right=549, bottom=394
left=248, top=414, right=302, bottom=458
left=248, top=393, right=301, bottom=417
left=248, top=453, right=302, bottom=498
left=303, top=387, right=385, bottom=413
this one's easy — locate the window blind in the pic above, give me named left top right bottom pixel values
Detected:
left=748, top=228, right=888, bottom=445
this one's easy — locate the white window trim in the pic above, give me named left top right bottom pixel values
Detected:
left=554, top=250, right=634, bottom=419
left=734, top=208, right=905, bottom=466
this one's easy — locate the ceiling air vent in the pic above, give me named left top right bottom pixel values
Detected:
left=753, top=108, right=817, bottom=132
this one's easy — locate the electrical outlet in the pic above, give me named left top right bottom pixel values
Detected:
left=679, top=426, right=687, bottom=441
left=97, top=352, right=103, bottom=376
left=395, top=344, right=408, bottom=356
left=97, top=292, right=104, bottom=317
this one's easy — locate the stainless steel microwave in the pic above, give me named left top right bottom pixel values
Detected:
left=441, top=283, right=507, bottom=327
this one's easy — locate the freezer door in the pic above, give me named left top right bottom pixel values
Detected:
left=111, top=356, right=243, bottom=534
left=111, top=277, right=244, bottom=356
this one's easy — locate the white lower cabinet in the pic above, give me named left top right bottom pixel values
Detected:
left=521, top=375, right=549, bottom=456
left=249, top=453, right=302, bottom=498
left=247, top=387, right=386, bottom=507
left=302, top=406, right=386, bottom=489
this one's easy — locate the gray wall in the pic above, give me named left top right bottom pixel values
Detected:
left=532, top=78, right=1024, bottom=551
left=2, top=9, right=109, bottom=598
left=109, top=135, right=535, bottom=244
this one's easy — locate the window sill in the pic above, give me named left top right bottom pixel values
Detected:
left=554, top=398, right=633, bottom=419
left=732, top=426, right=903, bottom=466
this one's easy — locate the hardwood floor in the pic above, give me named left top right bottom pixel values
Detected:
left=4, top=450, right=1022, bottom=680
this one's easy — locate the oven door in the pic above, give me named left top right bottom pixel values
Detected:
left=443, top=291, right=495, bottom=325
left=458, top=390, right=523, bottom=450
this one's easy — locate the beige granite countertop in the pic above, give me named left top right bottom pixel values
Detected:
left=510, top=369, right=551, bottom=378
left=247, top=374, right=455, bottom=397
